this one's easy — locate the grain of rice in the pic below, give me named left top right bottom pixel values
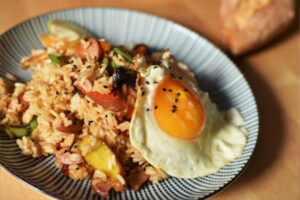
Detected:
left=118, top=121, right=130, bottom=132
left=117, top=174, right=126, bottom=185
left=69, top=153, right=84, bottom=163
left=16, top=136, right=42, bottom=158
left=5, top=73, right=17, bottom=81
left=50, top=109, right=59, bottom=117
left=94, top=170, right=107, bottom=181
left=69, top=164, right=90, bottom=180
left=59, top=112, right=72, bottom=127
left=145, top=166, right=169, bottom=184
left=31, top=49, right=45, bottom=55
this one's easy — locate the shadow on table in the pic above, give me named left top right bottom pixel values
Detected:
left=207, top=58, right=286, bottom=200
left=219, top=4, right=300, bottom=189
left=199, top=4, right=299, bottom=199
left=210, top=10, right=299, bottom=196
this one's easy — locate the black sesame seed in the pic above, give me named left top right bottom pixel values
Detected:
left=76, top=167, right=80, bottom=170
left=175, top=98, right=178, bottom=103
left=176, top=92, right=181, bottom=96
left=146, top=108, right=149, bottom=112
left=184, top=88, right=188, bottom=92
left=74, top=145, right=77, bottom=148
left=87, top=65, right=91, bottom=69
left=73, top=64, right=77, bottom=69
left=154, top=105, right=158, bottom=109
left=162, top=88, right=167, bottom=91
left=105, top=114, right=108, bottom=118
left=170, top=73, right=176, bottom=79
left=171, top=109, right=176, bottom=113
left=56, top=91, right=59, bottom=95
left=73, top=88, right=78, bottom=95
left=179, top=76, right=183, bottom=80
left=146, top=81, right=150, bottom=85
left=77, top=70, right=81, bottom=73
left=172, top=105, right=177, bottom=108
left=142, top=91, right=145, bottom=96
left=63, top=149, right=68, bottom=153
left=168, top=89, right=173, bottom=92
left=69, top=143, right=74, bottom=150
left=153, top=66, right=158, bottom=69
left=103, top=85, right=108, bottom=88
left=88, top=120, right=93, bottom=125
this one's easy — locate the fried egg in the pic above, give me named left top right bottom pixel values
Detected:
left=129, top=51, right=248, bottom=178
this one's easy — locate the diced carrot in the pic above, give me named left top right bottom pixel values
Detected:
left=100, top=41, right=112, bottom=57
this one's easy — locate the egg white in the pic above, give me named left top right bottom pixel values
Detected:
left=129, top=52, right=248, bottom=178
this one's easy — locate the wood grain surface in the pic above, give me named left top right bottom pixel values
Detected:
left=0, top=0, right=299, bottom=200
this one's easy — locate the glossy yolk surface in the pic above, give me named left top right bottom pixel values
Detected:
left=153, top=76, right=205, bottom=140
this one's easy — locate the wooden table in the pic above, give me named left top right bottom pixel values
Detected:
left=0, top=0, right=299, bottom=199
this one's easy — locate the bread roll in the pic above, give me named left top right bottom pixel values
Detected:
left=220, top=0, right=295, bottom=55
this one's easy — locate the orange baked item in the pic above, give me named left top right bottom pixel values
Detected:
left=220, top=0, right=295, bottom=55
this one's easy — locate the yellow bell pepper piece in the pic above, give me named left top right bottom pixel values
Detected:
left=79, top=136, right=124, bottom=179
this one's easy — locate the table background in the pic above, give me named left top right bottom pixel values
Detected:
left=0, top=0, right=299, bottom=200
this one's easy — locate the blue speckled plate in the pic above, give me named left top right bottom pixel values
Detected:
left=0, top=7, right=259, bottom=200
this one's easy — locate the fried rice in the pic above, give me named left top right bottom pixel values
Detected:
left=0, top=35, right=168, bottom=196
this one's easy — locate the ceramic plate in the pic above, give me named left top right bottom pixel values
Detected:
left=0, top=7, right=259, bottom=200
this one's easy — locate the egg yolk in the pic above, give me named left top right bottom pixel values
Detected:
left=153, top=76, right=205, bottom=140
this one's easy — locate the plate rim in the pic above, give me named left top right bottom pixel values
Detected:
left=0, top=6, right=259, bottom=200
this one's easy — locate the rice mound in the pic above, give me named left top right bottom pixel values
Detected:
left=0, top=38, right=168, bottom=192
